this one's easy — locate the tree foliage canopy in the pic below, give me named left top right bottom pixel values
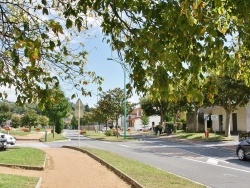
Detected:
left=0, top=1, right=102, bottom=108
left=59, top=0, right=250, bottom=102
left=0, top=103, right=12, bottom=125
left=96, top=88, right=135, bottom=125
left=2, top=1, right=250, bottom=111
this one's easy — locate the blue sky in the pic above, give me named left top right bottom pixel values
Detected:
left=59, top=31, right=140, bottom=108
left=1, top=34, right=140, bottom=107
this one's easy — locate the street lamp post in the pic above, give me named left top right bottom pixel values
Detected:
left=107, top=58, right=127, bottom=139
left=123, top=66, right=127, bottom=139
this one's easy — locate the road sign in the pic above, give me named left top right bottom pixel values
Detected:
left=75, top=99, right=84, bottom=118
left=211, top=115, right=218, bottom=120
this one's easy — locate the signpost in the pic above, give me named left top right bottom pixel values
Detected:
left=75, top=99, right=84, bottom=148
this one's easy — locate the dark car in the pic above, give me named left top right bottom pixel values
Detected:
left=0, top=134, right=7, bottom=151
left=236, top=138, right=250, bottom=160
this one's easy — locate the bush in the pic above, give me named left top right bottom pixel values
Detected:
left=104, top=130, right=120, bottom=137
left=176, top=122, right=183, bottom=130
left=80, top=129, right=87, bottom=135
left=22, top=128, right=30, bottom=132
left=155, top=125, right=163, bottom=134
left=104, top=130, right=113, bottom=136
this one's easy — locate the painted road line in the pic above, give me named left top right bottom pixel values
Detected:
left=207, top=158, right=218, bottom=165
left=119, top=144, right=130, bottom=147
left=184, top=157, right=250, bottom=173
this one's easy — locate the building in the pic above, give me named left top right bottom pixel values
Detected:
left=118, top=107, right=161, bottom=131
left=186, top=103, right=250, bottom=133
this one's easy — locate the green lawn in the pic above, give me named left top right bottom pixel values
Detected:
left=173, top=130, right=234, bottom=141
left=83, top=147, right=205, bottom=188
left=0, top=147, right=45, bottom=188
left=1, top=129, right=30, bottom=136
left=0, top=147, right=46, bottom=167
left=40, top=132, right=67, bottom=142
left=0, top=174, right=38, bottom=188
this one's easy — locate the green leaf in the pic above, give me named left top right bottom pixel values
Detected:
left=42, top=7, right=48, bottom=15
left=66, top=19, right=73, bottom=29
left=49, top=41, right=55, bottom=50
left=42, top=0, right=46, bottom=5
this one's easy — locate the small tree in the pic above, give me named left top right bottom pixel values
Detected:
left=42, top=87, right=71, bottom=135
left=11, top=114, right=21, bottom=128
left=141, top=113, right=149, bottom=128
left=21, top=109, right=39, bottom=131
left=0, top=103, right=12, bottom=126
left=39, top=116, right=49, bottom=128
left=71, top=115, right=78, bottom=129
left=97, top=88, right=135, bottom=137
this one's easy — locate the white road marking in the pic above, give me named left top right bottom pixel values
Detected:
left=207, top=158, right=218, bottom=165
left=119, top=144, right=130, bottom=147
left=224, top=174, right=238, bottom=177
left=184, top=157, right=250, bottom=173
left=102, top=141, right=111, bottom=144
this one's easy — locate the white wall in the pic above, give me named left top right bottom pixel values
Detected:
left=245, top=103, right=250, bottom=132
left=203, top=105, right=250, bottom=132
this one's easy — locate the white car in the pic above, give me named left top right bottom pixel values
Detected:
left=0, top=133, right=16, bottom=145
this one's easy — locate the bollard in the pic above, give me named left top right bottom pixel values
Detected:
left=45, top=131, right=47, bottom=142
left=204, top=131, right=209, bottom=139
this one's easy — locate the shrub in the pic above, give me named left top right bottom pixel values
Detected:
left=104, top=130, right=113, bottom=136
left=176, top=122, right=183, bottom=130
left=80, top=129, right=87, bottom=135
left=155, top=125, right=163, bottom=134
left=22, top=128, right=30, bottom=132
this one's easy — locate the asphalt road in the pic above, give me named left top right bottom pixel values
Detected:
left=17, top=130, right=250, bottom=188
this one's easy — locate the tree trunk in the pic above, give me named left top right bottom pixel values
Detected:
left=116, top=117, right=119, bottom=138
left=160, top=105, right=163, bottom=125
left=194, top=107, right=199, bottom=132
left=224, top=109, right=231, bottom=137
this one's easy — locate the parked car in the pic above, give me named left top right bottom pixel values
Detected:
left=0, top=134, right=7, bottom=151
left=236, top=138, right=250, bottom=160
left=0, top=133, right=16, bottom=145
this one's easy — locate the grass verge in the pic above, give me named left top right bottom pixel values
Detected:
left=0, top=174, right=38, bottom=188
left=0, top=147, right=46, bottom=167
left=83, top=147, right=205, bottom=188
left=1, top=129, right=30, bottom=136
left=173, top=130, right=234, bottom=141
left=85, top=130, right=138, bottom=141
left=40, top=132, right=67, bottom=142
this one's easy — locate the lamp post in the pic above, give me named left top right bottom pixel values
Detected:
left=107, top=58, right=127, bottom=139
